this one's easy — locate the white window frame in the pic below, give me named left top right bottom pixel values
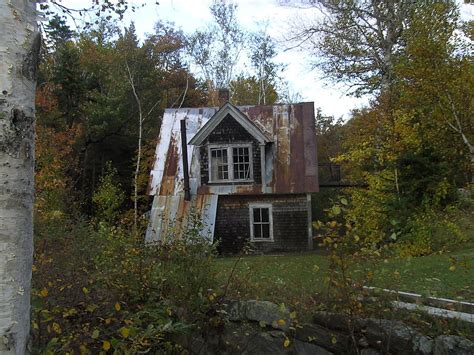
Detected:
left=249, top=203, right=274, bottom=242
left=208, top=143, right=254, bottom=183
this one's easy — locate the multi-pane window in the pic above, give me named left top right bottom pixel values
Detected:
left=209, top=145, right=252, bottom=182
left=233, top=147, right=251, bottom=180
left=250, top=204, right=273, bottom=241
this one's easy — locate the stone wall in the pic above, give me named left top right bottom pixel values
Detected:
left=215, top=194, right=310, bottom=254
left=176, top=300, right=474, bottom=355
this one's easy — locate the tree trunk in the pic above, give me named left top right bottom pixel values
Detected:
left=0, top=0, right=39, bottom=353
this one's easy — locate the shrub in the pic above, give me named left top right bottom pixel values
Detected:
left=32, top=209, right=217, bottom=353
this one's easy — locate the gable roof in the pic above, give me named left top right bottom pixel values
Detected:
left=148, top=102, right=319, bottom=196
left=188, top=102, right=271, bottom=145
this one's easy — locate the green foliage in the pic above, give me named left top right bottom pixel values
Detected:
left=229, top=75, right=278, bottom=105
left=92, top=163, right=125, bottom=224
left=396, top=206, right=468, bottom=257
left=32, top=204, right=217, bottom=353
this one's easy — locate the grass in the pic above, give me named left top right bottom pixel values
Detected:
left=214, top=249, right=473, bottom=304
left=213, top=207, right=474, bottom=308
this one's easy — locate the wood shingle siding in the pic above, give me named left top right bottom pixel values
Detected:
left=215, top=194, right=309, bottom=254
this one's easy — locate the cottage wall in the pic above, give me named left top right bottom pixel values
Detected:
left=199, top=114, right=262, bottom=185
left=215, top=194, right=310, bottom=254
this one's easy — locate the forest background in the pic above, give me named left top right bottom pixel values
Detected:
left=26, top=0, right=474, bottom=352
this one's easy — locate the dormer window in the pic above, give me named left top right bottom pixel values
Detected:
left=209, top=144, right=253, bottom=182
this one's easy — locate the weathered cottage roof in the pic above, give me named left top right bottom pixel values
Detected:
left=148, top=102, right=319, bottom=196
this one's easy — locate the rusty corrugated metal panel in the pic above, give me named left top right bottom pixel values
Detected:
left=148, top=102, right=318, bottom=196
left=145, top=194, right=218, bottom=243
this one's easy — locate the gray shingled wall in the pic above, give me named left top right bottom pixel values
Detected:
left=215, top=194, right=309, bottom=254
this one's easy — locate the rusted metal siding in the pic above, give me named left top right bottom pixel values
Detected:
left=145, top=194, right=218, bottom=243
left=148, top=102, right=319, bottom=197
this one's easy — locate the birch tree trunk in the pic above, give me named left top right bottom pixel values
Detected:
left=0, top=0, right=39, bottom=353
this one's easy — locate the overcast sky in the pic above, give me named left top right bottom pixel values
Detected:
left=61, top=0, right=473, bottom=119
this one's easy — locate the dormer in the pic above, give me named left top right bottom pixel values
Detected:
left=189, top=102, right=271, bottom=187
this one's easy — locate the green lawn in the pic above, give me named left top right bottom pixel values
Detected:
left=213, top=246, right=474, bottom=309
left=213, top=207, right=474, bottom=317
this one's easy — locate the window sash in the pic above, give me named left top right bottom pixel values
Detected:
left=249, top=204, right=273, bottom=241
left=208, top=144, right=253, bottom=182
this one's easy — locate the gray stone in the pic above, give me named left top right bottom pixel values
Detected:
left=313, top=311, right=352, bottom=331
left=294, top=339, right=334, bottom=355
left=360, top=349, right=381, bottom=355
left=358, top=336, right=369, bottom=348
left=295, top=323, right=351, bottom=353
left=364, top=318, right=433, bottom=355
left=242, top=331, right=292, bottom=355
left=434, top=335, right=474, bottom=355
left=225, top=300, right=291, bottom=331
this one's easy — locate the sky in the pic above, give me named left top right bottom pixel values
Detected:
left=61, top=0, right=474, bottom=119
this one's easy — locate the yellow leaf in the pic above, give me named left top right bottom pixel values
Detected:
left=52, top=322, right=62, bottom=334
left=290, top=311, right=297, bottom=319
left=277, top=319, right=286, bottom=327
left=283, top=338, right=290, bottom=348
left=40, top=287, right=48, bottom=297
left=449, top=266, right=456, bottom=272
left=102, top=341, right=111, bottom=351
left=92, top=329, right=100, bottom=339
left=331, top=336, right=337, bottom=344
left=208, top=294, right=215, bottom=301
left=114, top=302, right=121, bottom=311
left=82, top=287, right=89, bottom=295
left=79, top=345, right=88, bottom=354
left=120, top=327, right=130, bottom=339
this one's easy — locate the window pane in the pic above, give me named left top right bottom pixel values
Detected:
left=261, top=208, right=269, bottom=222
left=254, top=224, right=262, bottom=239
left=262, top=224, right=270, bottom=239
left=253, top=208, right=261, bottom=222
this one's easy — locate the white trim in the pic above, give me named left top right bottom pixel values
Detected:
left=260, top=143, right=266, bottom=193
left=208, top=143, right=254, bottom=183
left=189, top=102, right=271, bottom=146
left=249, top=203, right=274, bottom=242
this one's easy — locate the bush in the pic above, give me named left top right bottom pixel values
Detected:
left=32, top=208, right=217, bottom=353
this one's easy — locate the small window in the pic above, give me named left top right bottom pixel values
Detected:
left=249, top=204, right=273, bottom=241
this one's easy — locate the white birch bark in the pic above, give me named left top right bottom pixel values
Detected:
left=0, top=0, right=39, bottom=353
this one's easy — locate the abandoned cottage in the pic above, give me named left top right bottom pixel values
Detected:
left=146, top=91, right=319, bottom=254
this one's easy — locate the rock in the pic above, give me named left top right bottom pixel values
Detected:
left=433, top=335, right=474, bottom=355
left=225, top=300, right=291, bottom=331
left=364, top=318, right=433, bottom=354
left=313, top=311, right=352, bottom=331
left=358, top=336, right=369, bottom=348
left=360, top=349, right=381, bottom=355
left=242, top=331, right=292, bottom=355
left=294, top=339, right=334, bottom=355
left=313, top=311, right=368, bottom=332
left=295, top=323, right=351, bottom=353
